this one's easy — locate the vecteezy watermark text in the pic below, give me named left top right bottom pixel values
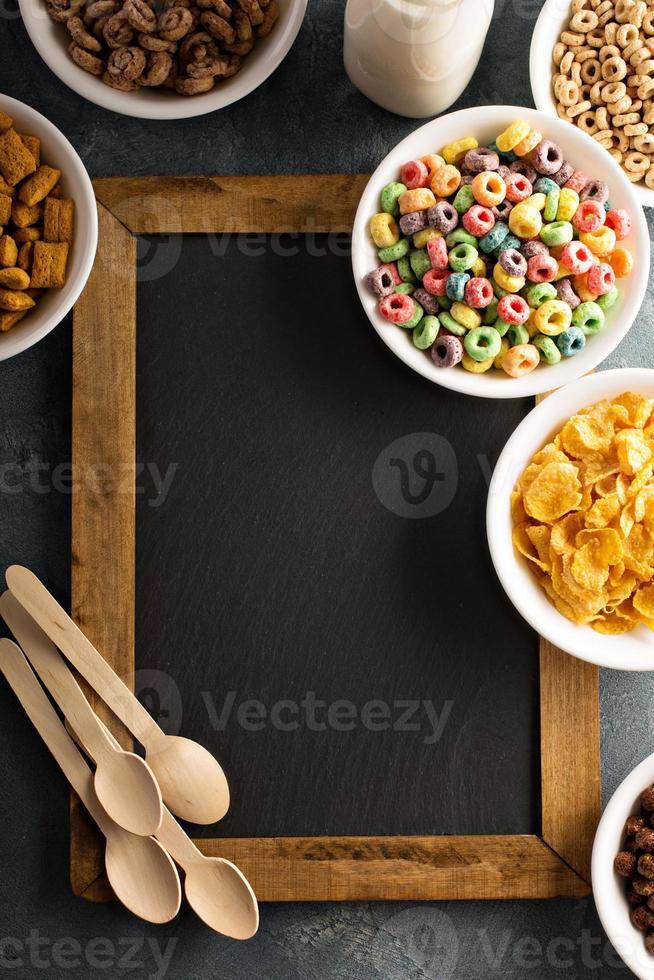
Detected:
left=0, top=460, right=177, bottom=507
left=0, top=932, right=177, bottom=979
left=201, top=691, right=454, bottom=745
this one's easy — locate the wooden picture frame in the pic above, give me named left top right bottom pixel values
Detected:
left=70, top=175, right=600, bottom=903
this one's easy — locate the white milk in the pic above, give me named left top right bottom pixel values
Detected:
left=344, top=0, right=495, bottom=118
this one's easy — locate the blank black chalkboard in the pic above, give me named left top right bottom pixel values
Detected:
left=135, top=234, right=538, bottom=840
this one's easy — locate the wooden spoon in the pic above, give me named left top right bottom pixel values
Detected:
left=6, top=565, right=229, bottom=825
left=0, top=590, right=163, bottom=838
left=0, top=639, right=182, bottom=924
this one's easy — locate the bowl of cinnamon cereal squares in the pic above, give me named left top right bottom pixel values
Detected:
left=531, top=0, right=654, bottom=208
left=19, top=0, right=307, bottom=119
left=0, top=96, right=97, bottom=360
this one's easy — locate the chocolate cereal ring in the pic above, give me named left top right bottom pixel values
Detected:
left=102, top=12, right=134, bottom=47
left=237, top=0, right=263, bottom=25
left=69, top=40, right=104, bottom=73
left=200, top=11, right=235, bottom=44
left=67, top=14, right=102, bottom=51
left=159, top=6, right=194, bottom=40
left=107, top=44, right=146, bottom=80
left=124, top=0, right=156, bottom=31
left=140, top=50, right=173, bottom=85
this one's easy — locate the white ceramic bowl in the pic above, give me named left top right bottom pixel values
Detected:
left=593, top=753, right=654, bottom=978
left=0, top=95, right=97, bottom=361
left=352, top=105, right=649, bottom=399
left=530, top=0, right=654, bottom=210
left=487, top=368, right=654, bottom=670
left=19, top=0, right=307, bottom=120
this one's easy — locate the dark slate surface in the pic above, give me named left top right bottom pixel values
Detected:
left=1, top=0, right=654, bottom=977
left=136, top=234, right=538, bottom=839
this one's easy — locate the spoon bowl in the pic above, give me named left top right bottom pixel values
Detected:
left=94, top=750, right=164, bottom=838
left=147, top=736, right=230, bottom=825
left=105, top=830, right=182, bottom=925
left=184, top=856, right=259, bottom=939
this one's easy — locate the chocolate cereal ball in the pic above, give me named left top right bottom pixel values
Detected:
left=636, top=828, right=654, bottom=853
left=615, top=851, right=638, bottom=877
left=642, top=786, right=654, bottom=812
left=640, top=854, right=654, bottom=880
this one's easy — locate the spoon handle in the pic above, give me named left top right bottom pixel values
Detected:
left=6, top=566, right=160, bottom=747
left=0, top=590, right=118, bottom=765
left=0, top=638, right=112, bottom=836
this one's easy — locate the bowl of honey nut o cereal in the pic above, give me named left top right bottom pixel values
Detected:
left=531, top=0, right=654, bottom=208
left=19, top=0, right=307, bottom=119
left=0, top=95, right=97, bottom=361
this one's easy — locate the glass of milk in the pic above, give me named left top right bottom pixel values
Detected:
left=344, top=0, right=495, bottom=118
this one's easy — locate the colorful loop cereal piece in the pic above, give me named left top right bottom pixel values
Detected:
left=564, top=170, right=589, bottom=194
left=560, top=240, right=593, bottom=274
left=521, top=240, right=549, bottom=260
left=505, top=172, right=533, bottom=204
left=579, top=225, right=616, bottom=257
left=573, top=273, right=598, bottom=304
left=380, top=181, right=407, bottom=216
left=446, top=271, right=470, bottom=302
left=507, top=323, right=529, bottom=346
left=464, top=325, right=502, bottom=362
left=497, top=293, right=529, bottom=325
left=427, top=236, right=449, bottom=270
left=464, top=147, right=500, bottom=173
left=370, top=212, right=400, bottom=248
left=556, top=188, right=579, bottom=222
left=464, top=276, right=494, bottom=309
left=556, top=326, right=586, bottom=356
left=422, top=268, right=450, bottom=296
left=527, top=252, right=558, bottom=283
left=499, top=248, right=527, bottom=279
left=472, top=171, right=506, bottom=207
left=379, top=292, right=417, bottom=325
left=482, top=295, right=499, bottom=325
left=540, top=221, right=574, bottom=247
left=397, top=255, right=416, bottom=283
left=431, top=334, right=463, bottom=368
left=493, top=262, right=525, bottom=293
left=437, top=310, right=466, bottom=336
left=493, top=337, right=510, bottom=369
left=610, top=247, right=633, bottom=278
left=413, top=288, right=440, bottom=315
left=409, top=249, right=431, bottom=280
left=479, top=221, right=509, bottom=254
left=394, top=283, right=414, bottom=295
left=399, top=211, right=427, bottom=236
left=509, top=202, right=542, bottom=239
left=555, top=277, right=581, bottom=310
left=533, top=177, right=558, bottom=195
left=419, top=154, right=445, bottom=183
left=365, top=263, right=399, bottom=298
left=524, top=192, right=546, bottom=212
left=534, top=298, right=572, bottom=336
left=462, top=352, right=494, bottom=373
left=449, top=242, right=478, bottom=272
left=431, top=165, right=461, bottom=198
left=586, top=262, right=615, bottom=296
left=533, top=334, right=561, bottom=364
left=428, top=201, right=459, bottom=234
left=451, top=302, right=481, bottom=331
left=398, top=188, right=436, bottom=215
left=605, top=208, right=631, bottom=240
left=502, top=343, right=539, bottom=377
left=572, top=300, right=605, bottom=335
left=510, top=159, right=538, bottom=184
left=492, top=200, right=513, bottom=222
left=597, top=286, right=619, bottom=312
left=493, top=318, right=510, bottom=336
left=414, top=227, right=442, bottom=249
left=514, top=128, right=542, bottom=158
left=496, top=120, right=531, bottom=153
left=552, top=161, right=574, bottom=187
left=452, top=185, right=475, bottom=214
left=526, top=139, right=563, bottom=175
left=471, top=255, right=487, bottom=278
left=494, top=233, right=521, bottom=257
left=441, top=137, right=478, bottom=166
left=400, top=160, right=429, bottom=190
left=580, top=178, right=609, bottom=205
left=573, top=200, right=605, bottom=234
left=413, top=315, right=440, bottom=350
left=378, top=239, right=410, bottom=263
left=463, top=204, right=495, bottom=237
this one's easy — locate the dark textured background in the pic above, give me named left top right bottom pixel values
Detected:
left=1, top=1, right=654, bottom=977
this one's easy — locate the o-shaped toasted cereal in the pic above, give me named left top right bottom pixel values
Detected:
left=431, top=164, right=461, bottom=198
left=508, top=202, right=542, bottom=238
left=441, top=136, right=478, bottom=165
left=472, top=171, right=506, bottom=207
left=369, top=212, right=399, bottom=248
left=496, top=120, right=531, bottom=153
left=579, top=225, right=616, bottom=256
left=502, top=343, right=540, bottom=377
left=493, top=263, right=526, bottom=293
left=398, top=188, right=436, bottom=214
left=534, top=299, right=573, bottom=336
left=514, top=128, right=542, bottom=157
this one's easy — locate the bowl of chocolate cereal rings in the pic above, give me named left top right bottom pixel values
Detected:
left=19, top=0, right=307, bottom=119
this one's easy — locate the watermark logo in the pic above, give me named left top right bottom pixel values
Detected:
left=372, top=908, right=459, bottom=979
left=373, top=432, right=458, bottom=519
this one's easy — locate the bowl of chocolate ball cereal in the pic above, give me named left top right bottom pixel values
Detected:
left=593, top=753, right=654, bottom=978
left=19, top=0, right=307, bottom=119
left=531, top=0, right=654, bottom=208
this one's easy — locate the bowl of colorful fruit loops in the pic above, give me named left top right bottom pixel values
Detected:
left=352, top=106, right=648, bottom=398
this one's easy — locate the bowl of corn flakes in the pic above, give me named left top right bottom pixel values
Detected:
left=487, top=368, right=654, bottom=669
left=0, top=95, right=97, bottom=360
